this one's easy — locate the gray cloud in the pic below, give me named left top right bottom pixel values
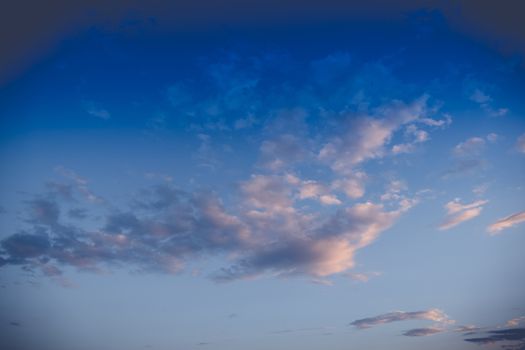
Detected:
left=350, top=309, right=452, bottom=329
left=465, top=328, right=525, bottom=346
left=402, top=327, right=444, bottom=337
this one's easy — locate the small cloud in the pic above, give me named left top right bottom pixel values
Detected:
left=488, top=211, right=525, bottom=234
left=439, top=198, right=488, bottom=230
left=9, top=321, right=21, bottom=327
left=310, top=278, right=334, bottom=286
left=85, top=101, right=111, bottom=120
left=419, top=114, right=452, bottom=128
left=465, top=328, right=525, bottom=345
left=402, top=327, right=444, bottom=337
left=455, top=325, right=481, bottom=333
left=54, top=166, right=101, bottom=203
left=319, top=195, right=342, bottom=206
left=453, top=137, right=486, bottom=157
left=468, top=88, right=508, bottom=117
left=472, top=183, right=489, bottom=196
left=470, top=89, right=492, bottom=104
left=350, top=309, right=453, bottom=329
left=487, top=133, right=499, bottom=143
left=345, top=271, right=381, bottom=282
left=507, top=317, right=525, bottom=327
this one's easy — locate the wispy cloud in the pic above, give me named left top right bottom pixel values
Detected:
left=507, top=317, right=525, bottom=327
left=468, top=88, right=508, bottom=117
left=488, top=211, right=525, bottom=234
left=350, top=309, right=453, bottom=329
left=439, top=198, right=488, bottom=230
left=453, top=137, right=486, bottom=157
left=84, top=101, right=111, bottom=120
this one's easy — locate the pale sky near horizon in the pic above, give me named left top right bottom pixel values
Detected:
left=1, top=2, right=525, bottom=350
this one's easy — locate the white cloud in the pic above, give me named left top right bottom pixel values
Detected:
left=319, top=195, right=342, bottom=206
left=319, top=96, right=429, bottom=173
left=297, top=180, right=342, bottom=206
left=419, top=114, right=452, bottom=127
left=439, top=199, right=488, bottom=230
left=487, top=211, right=525, bottom=234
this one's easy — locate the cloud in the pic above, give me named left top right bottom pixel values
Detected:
left=350, top=309, right=453, bottom=329
left=487, top=133, right=499, bottom=143
left=345, top=271, right=381, bottom=282
left=331, top=172, right=367, bottom=199
left=453, top=137, right=486, bottom=157
left=213, top=200, right=408, bottom=281
left=439, top=198, right=488, bottom=230
left=54, top=166, right=101, bottom=203
left=84, top=101, right=111, bottom=119
left=455, top=325, right=481, bottom=334
left=1, top=57, right=438, bottom=284
left=402, top=327, right=445, bottom=337
left=467, top=87, right=508, bottom=117
left=296, top=180, right=342, bottom=206
left=318, top=96, right=430, bottom=174
left=488, top=211, right=525, bottom=234
left=507, top=317, right=525, bottom=328
left=470, top=89, right=492, bottom=104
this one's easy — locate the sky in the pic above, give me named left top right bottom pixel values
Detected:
left=1, top=1, right=525, bottom=350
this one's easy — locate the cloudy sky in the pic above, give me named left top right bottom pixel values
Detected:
left=1, top=1, right=525, bottom=349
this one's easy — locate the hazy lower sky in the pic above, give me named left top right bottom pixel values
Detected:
left=1, top=1, right=525, bottom=350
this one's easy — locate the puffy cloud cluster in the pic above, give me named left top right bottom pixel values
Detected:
left=0, top=53, right=454, bottom=285
left=0, top=169, right=413, bottom=284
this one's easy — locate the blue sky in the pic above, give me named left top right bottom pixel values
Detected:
left=1, top=2, right=525, bottom=350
